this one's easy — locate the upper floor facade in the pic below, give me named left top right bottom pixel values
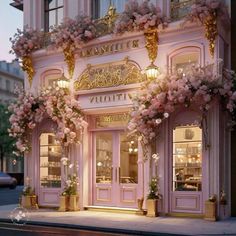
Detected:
left=10, top=0, right=231, bottom=92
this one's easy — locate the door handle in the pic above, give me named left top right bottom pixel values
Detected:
left=111, top=166, right=113, bottom=182
left=118, top=167, right=121, bottom=183
left=115, top=167, right=117, bottom=183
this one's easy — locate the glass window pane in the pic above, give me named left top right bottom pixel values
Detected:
left=57, top=7, right=64, bottom=25
left=57, top=0, right=63, bottom=7
left=49, top=10, right=56, bottom=27
left=40, top=133, right=62, bottom=188
left=49, top=0, right=56, bottom=9
left=96, top=133, right=113, bottom=183
left=172, top=52, right=199, bottom=73
left=120, top=134, right=138, bottom=184
left=173, top=126, right=202, bottom=191
left=170, top=0, right=194, bottom=21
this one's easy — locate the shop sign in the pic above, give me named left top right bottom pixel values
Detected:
left=78, top=90, right=134, bottom=110
left=79, top=39, right=139, bottom=58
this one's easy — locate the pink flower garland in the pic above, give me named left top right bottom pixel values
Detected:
left=114, top=0, right=168, bottom=34
left=50, top=15, right=97, bottom=51
left=185, top=0, right=229, bottom=26
left=8, top=86, right=87, bottom=155
left=8, top=89, right=45, bottom=154
left=42, top=86, right=87, bottom=146
left=10, top=26, right=44, bottom=58
left=128, top=64, right=236, bottom=142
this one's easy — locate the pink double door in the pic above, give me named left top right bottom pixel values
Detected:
left=92, top=130, right=140, bottom=208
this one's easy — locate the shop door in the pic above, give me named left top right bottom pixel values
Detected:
left=171, top=126, right=203, bottom=213
left=93, top=131, right=139, bottom=208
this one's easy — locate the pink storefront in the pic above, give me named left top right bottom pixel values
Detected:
left=12, top=0, right=231, bottom=220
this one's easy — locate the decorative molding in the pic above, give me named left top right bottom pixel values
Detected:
left=74, top=58, right=145, bottom=91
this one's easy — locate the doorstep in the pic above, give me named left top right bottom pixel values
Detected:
left=84, top=205, right=145, bottom=215
left=167, top=212, right=204, bottom=219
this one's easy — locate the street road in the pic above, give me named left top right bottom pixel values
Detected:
left=0, top=222, right=138, bottom=236
left=0, top=186, right=23, bottom=206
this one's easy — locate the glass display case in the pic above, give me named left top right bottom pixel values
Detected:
left=40, top=133, right=62, bottom=188
left=173, top=126, right=202, bottom=191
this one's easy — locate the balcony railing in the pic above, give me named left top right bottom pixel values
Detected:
left=170, top=0, right=194, bottom=21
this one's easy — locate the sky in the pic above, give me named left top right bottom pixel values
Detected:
left=0, top=0, right=23, bottom=62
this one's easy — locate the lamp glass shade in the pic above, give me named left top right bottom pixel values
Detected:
left=57, top=74, right=70, bottom=89
left=145, top=63, right=160, bottom=80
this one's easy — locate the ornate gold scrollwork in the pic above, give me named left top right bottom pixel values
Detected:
left=74, top=58, right=145, bottom=91
left=63, top=47, right=75, bottom=79
left=95, top=5, right=118, bottom=36
left=204, top=12, right=217, bottom=58
left=22, top=56, right=34, bottom=86
left=144, top=28, right=158, bottom=63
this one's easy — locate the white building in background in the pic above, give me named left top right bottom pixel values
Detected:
left=0, top=60, right=24, bottom=104
left=0, top=60, right=24, bottom=176
left=10, top=0, right=234, bottom=219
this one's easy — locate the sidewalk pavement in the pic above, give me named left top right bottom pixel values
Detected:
left=0, top=204, right=236, bottom=236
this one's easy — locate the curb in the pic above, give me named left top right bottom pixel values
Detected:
left=0, top=218, right=185, bottom=236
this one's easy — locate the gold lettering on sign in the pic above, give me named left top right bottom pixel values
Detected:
left=79, top=39, right=140, bottom=58
left=95, top=113, right=131, bottom=128
left=89, top=93, right=129, bottom=104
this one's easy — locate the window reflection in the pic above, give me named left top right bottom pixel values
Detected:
left=171, top=52, right=199, bottom=74
left=120, top=134, right=138, bottom=184
left=96, top=133, right=112, bottom=183
left=173, top=126, right=202, bottom=191
left=91, top=0, right=157, bottom=19
left=44, top=0, right=64, bottom=32
left=40, top=133, right=62, bottom=188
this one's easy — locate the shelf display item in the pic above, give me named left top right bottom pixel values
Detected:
left=173, top=126, right=202, bottom=192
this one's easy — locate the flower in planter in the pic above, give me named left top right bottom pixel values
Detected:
left=10, top=26, right=44, bottom=59
left=147, top=178, right=161, bottom=200
left=22, top=186, right=35, bottom=196
left=61, top=157, right=79, bottom=196
left=114, top=0, right=168, bottom=34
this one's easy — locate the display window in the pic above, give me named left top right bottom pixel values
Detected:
left=39, top=133, right=62, bottom=188
left=172, top=126, right=202, bottom=191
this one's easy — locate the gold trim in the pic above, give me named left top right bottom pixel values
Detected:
left=144, top=28, right=158, bottom=63
left=74, top=58, right=145, bottom=91
left=95, top=5, right=118, bottom=36
left=63, top=47, right=75, bottom=78
left=204, top=11, right=217, bottom=58
left=22, top=56, right=34, bottom=86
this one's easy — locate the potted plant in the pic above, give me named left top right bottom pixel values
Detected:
left=58, top=190, right=69, bottom=212
left=204, top=195, right=217, bottom=221
left=21, top=186, right=38, bottom=209
left=146, top=178, right=160, bottom=217
left=66, top=174, right=79, bottom=211
left=60, top=157, right=79, bottom=211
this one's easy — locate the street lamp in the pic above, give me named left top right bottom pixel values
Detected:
left=57, top=73, right=70, bottom=89
left=145, top=62, right=160, bottom=81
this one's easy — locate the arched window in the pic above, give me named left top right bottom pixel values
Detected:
left=40, top=69, right=62, bottom=88
left=168, top=46, right=202, bottom=74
